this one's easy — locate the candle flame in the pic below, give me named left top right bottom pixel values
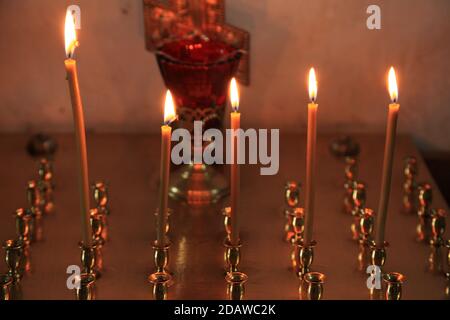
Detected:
left=308, top=68, right=318, bottom=102
left=388, top=67, right=398, bottom=103
left=164, top=90, right=177, bottom=125
left=230, top=78, right=240, bottom=112
left=65, top=9, right=78, bottom=58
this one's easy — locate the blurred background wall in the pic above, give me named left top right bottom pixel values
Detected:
left=0, top=0, right=449, bottom=152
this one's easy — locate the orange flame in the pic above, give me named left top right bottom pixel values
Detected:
left=230, top=78, right=240, bottom=112
left=64, top=10, right=78, bottom=58
left=388, top=67, right=398, bottom=103
left=164, top=90, right=176, bottom=125
left=308, top=68, right=318, bottom=102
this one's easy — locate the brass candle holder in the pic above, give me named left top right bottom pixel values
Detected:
left=29, top=207, right=43, bottom=243
left=0, top=275, right=13, bottom=301
left=370, top=241, right=388, bottom=273
left=222, top=207, right=232, bottom=240
left=93, top=181, right=109, bottom=215
left=27, top=134, right=57, bottom=216
left=402, top=157, right=418, bottom=215
left=224, top=238, right=242, bottom=274
left=75, top=273, right=96, bottom=300
left=428, top=209, right=446, bottom=273
left=38, top=159, right=55, bottom=215
left=343, top=160, right=359, bottom=215
left=151, top=242, right=171, bottom=274
left=329, top=136, right=360, bottom=215
left=383, top=272, right=406, bottom=300
left=148, top=242, right=173, bottom=300
left=356, top=208, right=375, bottom=271
left=289, top=208, right=304, bottom=271
left=149, top=271, right=172, bottom=300
left=300, top=271, right=325, bottom=300
left=293, top=239, right=316, bottom=278
left=349, top=182, right=367, bottom=240
left=93, top=182, right=110, bottom=242
left=79, top=241, right=99, bottom=278
left=225, top=271, right=248, bottom=300
left=3, top=239, right=25, bottom=282
left=417, top=183, right=433, bottom=243
left=368, top=240, right=390, bottom=299
left=90, top=208, right=106, bottom=246
left=15, top=208, right=32, bottom=245
left=284, top=182, right=301, bottom=242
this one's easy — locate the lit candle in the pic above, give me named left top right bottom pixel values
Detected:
left=64, top=10, right=92, bottom=246
left=156, top=90, right=176, bottom=247
left=303, top=68, right=318, bottom=246
left=230, top=78, right=240, bottom=245
left=375, top=67, right=400, bottom=246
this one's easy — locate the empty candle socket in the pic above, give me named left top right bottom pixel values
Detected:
left=225, top=271, right=248, bottom=300
left=3, top=239, right=25, bottom=282
left=293, top=240, right=316, bottom=277
left=370, top=241, right=388, bottom=273
left=416, top=183, right=433, bottom=243
left=300, top=271, right=325, bottom=300
left=15, top=208, right=33, bottom=245
left=402, top=157, right=418, bottom=215
left=149, top=272, right=172, bottom=301
left=383, top=272, right=405, bottom=300
left=90, top=208, right=106, bottom=246
left=38, top=159, right=55, bottom=215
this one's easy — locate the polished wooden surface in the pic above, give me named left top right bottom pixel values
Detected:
left=0, top=133, right=448, bottom=300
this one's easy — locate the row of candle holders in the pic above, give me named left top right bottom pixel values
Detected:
left=0, top=134, right=111, bottom=300
left=283, top=183, right=325, bottom=300
left=0, top=155, right=55, bottom=300
left=402, top=157, right=450, bottom=297
left=147, top=207, right=249, bottom=300
left=76, top=182, right=110, bottom=300
left=341, top=153, right=406, bottom=300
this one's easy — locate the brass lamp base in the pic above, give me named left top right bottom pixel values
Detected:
left=169, top=164, right=228, bottom=206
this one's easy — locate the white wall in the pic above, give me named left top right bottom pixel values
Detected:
left=0, top=0, right=449, bottom=151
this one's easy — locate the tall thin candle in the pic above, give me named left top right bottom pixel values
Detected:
left=375, top=67, right=400, bottom=246
left=64, top=10, right=92, bottom=246
left=230, top=78, right=241, bottom=246
left=303, top=68, right=318, bottom=246
left=156, top=90, right=176, bottom=247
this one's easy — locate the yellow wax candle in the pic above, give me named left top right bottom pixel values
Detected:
left=64, top=10, right=92, bottom=246
left=375, top=67, right=400, bottom=246
left=303, top=68, right=318, bottom=246
left=230, top=78, right=240, bottom=246
left=157, top=90, right=176, bottom=247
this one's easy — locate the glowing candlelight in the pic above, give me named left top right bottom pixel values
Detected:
left=64, top=9, right=92, bottom=246
left=230, top=78, right=241, bottom=245
left=156, top=90, right=176, bottom=247
left=375, top=67, right=400, bottom=246
left=303, top=68, right=318, bottom=246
